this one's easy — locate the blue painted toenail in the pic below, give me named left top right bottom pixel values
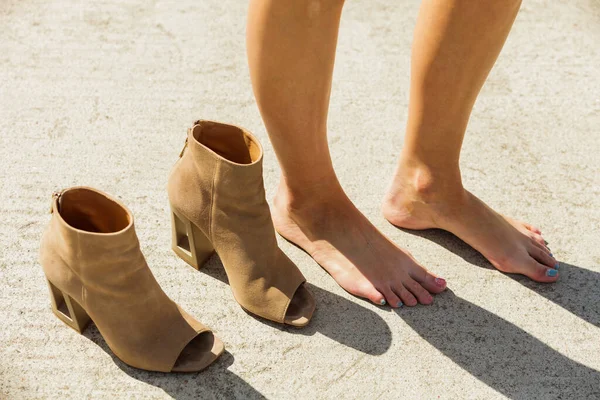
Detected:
left=380, top=299, right=386, bottom=305
left=397, top=302, right=403, bottom=308
left=547, top=269, right=558, bottom=277
left=555, top=263, right=560, bottom=269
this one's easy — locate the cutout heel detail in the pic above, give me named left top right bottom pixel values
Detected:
left=171, top=206, right=215, bottom=270
left=47, top=279, right=91, bottom=334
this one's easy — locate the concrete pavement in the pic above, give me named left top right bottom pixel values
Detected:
left=1, top=0, right=599, bottom=398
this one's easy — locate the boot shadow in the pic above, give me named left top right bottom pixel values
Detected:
left=402, top=228, right=600, bottom=328
left=199, top=254, right=392, bottom=356
left=396, top=289, right=600, bottom=399
left=82, top=327, right=267, bottom=400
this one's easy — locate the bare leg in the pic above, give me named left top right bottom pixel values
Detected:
left=383, top=0, right=559, bottom=282
left=247, top=0, right=447, bottom=307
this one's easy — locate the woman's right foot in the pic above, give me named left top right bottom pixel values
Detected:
left=272, top=183, right=447, bottom=308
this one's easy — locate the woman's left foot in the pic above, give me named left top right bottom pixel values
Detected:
left=382, top=166, right=559, bottom=283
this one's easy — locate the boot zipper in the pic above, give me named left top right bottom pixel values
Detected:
left=179, top=137, right=188, bottom=158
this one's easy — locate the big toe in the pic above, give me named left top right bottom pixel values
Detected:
left=409, top=266, right=447, bottom=294
left=513, top=257, right=559, bottom=283
left=420, top=274, right=447, bottom=294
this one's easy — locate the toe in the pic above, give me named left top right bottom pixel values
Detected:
left=407, top=263, right=447, bottom=294
left=528, top=232, right=547, bottom=248
left=522, top=258, right=559, bottom=283
left=380, top=287, right=403, bottom=308
left=529, top=245, right=558, bottom=269
left=531, top=237, right=551, bottom=253
left=523, top=222, right=542, bottom=234
left=394, top=284, right=418, bottom=307
left=411, top=270, right=447, bottom=294
left=403, top=277, right=434, bottom=305
left=359, top=284, right=387, bottom=306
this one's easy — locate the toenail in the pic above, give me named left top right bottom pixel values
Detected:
left=397, top=301, right=403, bottom=307
left=435, top=277, right=446, bottom=287
left=555, top=263, right=559, bottom=269
left=379, top=299, right=386, bottom=306
left=546, top=269, right=558, bottom=277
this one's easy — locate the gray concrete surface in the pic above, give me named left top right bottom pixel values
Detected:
left=2, top=0, right=600, bottom=399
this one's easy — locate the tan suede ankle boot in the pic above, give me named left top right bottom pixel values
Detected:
left=168, top=120, right=315, bottom=327
left=39, top=187, right=224, bottom=372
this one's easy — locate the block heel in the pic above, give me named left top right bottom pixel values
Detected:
left=47, top=279, right=91, bottom=334
left=171, top=206, right=215, bottom=270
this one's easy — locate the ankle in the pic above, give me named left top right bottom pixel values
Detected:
left=274, top=175, right=348, bottom=216
left=391, top=158, right=465, bottom=203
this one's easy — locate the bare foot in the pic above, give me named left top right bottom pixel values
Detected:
left=272, top=184, right=447, bottom=308
left=382, top=168, right=559, bottom=283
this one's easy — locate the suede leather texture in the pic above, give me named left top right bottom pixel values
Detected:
left=39, top=187, right=211, bottom=372
left=168, top=121, right=306, bottom=323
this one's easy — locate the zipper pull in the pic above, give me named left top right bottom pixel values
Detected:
left=50, top=190, right=63, bottom=214
left=179, top=137, right=188, bottom=158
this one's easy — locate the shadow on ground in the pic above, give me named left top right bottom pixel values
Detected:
left=200, top=254, right=392, bottom=355
left=397, top=290, right=600, bottom=399
left=405, top=228, right=600, bottom=328
left=75, top=256, right=392, bottom=400
left=397, top=228, right=600, bottom=398
left=83, top=328, right=266, bottom=400
left=78, top=254, right=392, bottom=399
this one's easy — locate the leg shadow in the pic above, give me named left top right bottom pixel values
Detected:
left=397, top=290, right=600, bottom=399
left=83, top=327, right=267, bottom=400
left=404, top=228, right=600, bottom=327
left=199, top=254, right=392, bottom=355
left=510, top=262, right=600, bottom=328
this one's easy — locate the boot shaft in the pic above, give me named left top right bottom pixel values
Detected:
left=168, top=120, right=270, bottom=239
left=41, top=187, right=146, bottom=288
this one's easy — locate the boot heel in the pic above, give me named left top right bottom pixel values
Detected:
left=47, top=279, right=91, bottom=334
left=171, top=206, right=215, bottom=270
